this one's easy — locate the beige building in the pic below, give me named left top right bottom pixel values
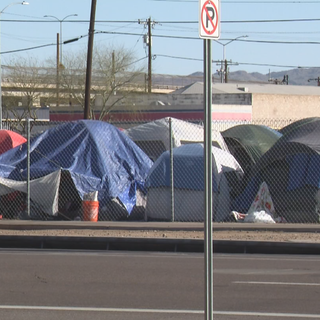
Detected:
left=175, top=82, right=319, bottom=121
left=211, top=82, right=320, bottom=120
left=2, top=78, right=320, bottom=124
left=137, top=81, right=320, bottom=123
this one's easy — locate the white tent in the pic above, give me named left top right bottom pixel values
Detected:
left=145, top=144, right=243, bottom=222
left=124, top=117, right=229, bottom=161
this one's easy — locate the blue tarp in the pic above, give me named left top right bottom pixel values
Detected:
left=0, top=120, right=153, bottom=213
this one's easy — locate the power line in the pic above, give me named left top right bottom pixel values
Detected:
left=122, top=56, right=148, bottom=68
left=223, top=18, right=320, bottom=23
left=4, top=30, right=320, bottom=56
left=0, top=19, right=139, bottom=23
left=3, top=17, right=320, bottom=24
left=224, top=0, right=320, bottom=2
left=238, top=39, right=320, bottom=44
left=155, top=53, right=319, bottom=69
left=2, top=46, right=318, bottom=71
left=150, top=0, right=320, bottom=2
left=96, top=30, right=320, bottom=44
left=158, top=18, right=320, bottom=23
left=155, top=54, right=202, bottom=61
left=1, top=43, right=56, bottom=54
left=223, top=31, right=320, bottom=34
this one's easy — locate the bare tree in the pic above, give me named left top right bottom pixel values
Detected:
left=60, top=45, right=146, bottom=120
left=2, top=56, right=53, bottom=129
left=57, top=50, right=88, bottom=112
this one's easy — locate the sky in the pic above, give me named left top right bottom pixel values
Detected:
left=1, top=0, right=320, bottom=77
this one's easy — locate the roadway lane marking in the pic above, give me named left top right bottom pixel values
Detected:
left=214, top=311, right=320, bottom=318
left=234, top=281, right=320, bottom=286
left=0, top=306, right=319, bottom=318
left=0, top=305, right=203, bottom=314
left=216, top=255, right=320, bottom=262
left=0, top=250, right=202, bottom=259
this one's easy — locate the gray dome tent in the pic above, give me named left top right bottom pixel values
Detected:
left=145, top=143, right=243, bottom=222
left=124, top=117, right=229, bottom=162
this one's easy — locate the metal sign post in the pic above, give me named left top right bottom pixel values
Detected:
left=199, top=1, right=220, bottom=319
left=204, top=39, right=213, bottom=320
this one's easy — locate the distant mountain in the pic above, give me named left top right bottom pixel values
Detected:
left=190, top=68, right=320, bottom=86
left=151, top=68, right=320, bottom=89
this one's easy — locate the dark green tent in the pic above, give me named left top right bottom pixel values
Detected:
left=222, top=124, right=282, bottom=175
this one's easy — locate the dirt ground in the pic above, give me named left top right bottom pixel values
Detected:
left=0, top=228, right=319, bottom=242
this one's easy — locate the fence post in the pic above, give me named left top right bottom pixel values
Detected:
left=169, top=118, right=175, bottom=222
left=26, top=119, right=31, bottom=217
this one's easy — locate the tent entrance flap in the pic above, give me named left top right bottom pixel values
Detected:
left=0, top=170, right=61, bottom=216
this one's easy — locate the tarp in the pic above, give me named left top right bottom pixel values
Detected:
left=145, top=143, right=243, bottom=221
left=124, top=117, right=229, bottom=161
left=0, top=130, right=26, bottom=155
left=222, top=124, right=282, bottom=174
left=0, top=120, right=153, bottom=215
left=233, top=119, right=320, bottom=222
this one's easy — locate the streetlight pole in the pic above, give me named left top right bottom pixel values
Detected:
left=43, top=13, right=78, bottom=65
left=215, top=35, right=248, bottom=83
left=44, top=14, right=77, bottom=109
left=0, top=1, right=29, bottom=130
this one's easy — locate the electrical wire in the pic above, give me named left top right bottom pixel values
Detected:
left=150, top=0, right=320, bottom=3
left=3, top=17, right=320, bottom=24
left=96, top=30, right=320, bottom=44
left=155, top=53, right=319, bottom=69
left=1, top=43, right=56, bottom=54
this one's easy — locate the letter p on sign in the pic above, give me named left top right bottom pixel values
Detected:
left=199, top=0, right=220, bottom=39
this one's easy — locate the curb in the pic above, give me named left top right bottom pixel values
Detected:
left=0, top=235, right=204, bottom=252
left=0, top=235, right=320, bottom=254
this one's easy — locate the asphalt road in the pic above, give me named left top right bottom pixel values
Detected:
left=0, top=250, right=319, bottom=319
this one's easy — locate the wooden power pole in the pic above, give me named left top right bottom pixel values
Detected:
left=84, top=0, right=97, bottom=119
left=139, top=18, right=157, bottom=93
left=56, top=33, right=60, bottom=108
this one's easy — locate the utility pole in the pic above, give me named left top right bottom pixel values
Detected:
left=56, top=33, right=60, bottom=108
left=111, top=50, right=115, bottom=90
left=147, top=17, right=152, bottom=93
left=224, top=59, right=228, bottom=83
left=139, top=18, right=157, bottom=93
left=84, top=0, right=97, bottom=119
left=308, top=77, right=320, bottom=86
left=216, top=59, right=238, bottom=83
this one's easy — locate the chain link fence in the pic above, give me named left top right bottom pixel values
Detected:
left=0, top=117, right=318, bottom=224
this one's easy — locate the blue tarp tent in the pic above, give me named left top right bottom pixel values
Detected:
left=0, top=120, right=153, bottom=215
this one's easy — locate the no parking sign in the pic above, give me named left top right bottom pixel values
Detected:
left=199, top=0, right=220, bottom=39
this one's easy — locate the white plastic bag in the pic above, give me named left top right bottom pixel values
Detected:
left=244, top=210, right=276, bottom=224
left=244, top=182, right=277, bottom=223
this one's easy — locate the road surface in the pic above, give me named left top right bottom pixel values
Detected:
left=0, top=250, right=319, bottom=319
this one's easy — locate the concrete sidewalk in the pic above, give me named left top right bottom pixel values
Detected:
left=0, top=220, right=319, bottom=254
